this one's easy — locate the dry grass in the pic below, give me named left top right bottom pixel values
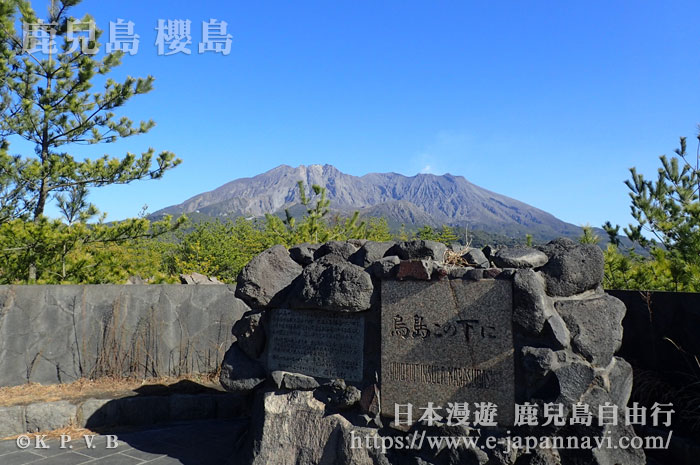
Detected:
left=632, top=367, right=700, bottom=434
left=443, top=249, right=470, bottom=267
left=0, top=373, right=220, bottom=408
left=2, top=425, right=99, bottom=441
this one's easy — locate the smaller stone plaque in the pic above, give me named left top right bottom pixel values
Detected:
left=267, top=309, right=364, bottom=382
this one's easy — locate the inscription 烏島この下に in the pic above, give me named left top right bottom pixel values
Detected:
left=381, top=279, right=514, bottom=424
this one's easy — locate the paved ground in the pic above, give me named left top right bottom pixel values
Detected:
left=0, top=419, right=249, bottom=465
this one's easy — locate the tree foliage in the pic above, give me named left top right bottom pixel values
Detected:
left=603, top=245, right=700, bottom=292
left=0, top=215, right=178, bottom=283
left=604, top=133, right=700, bottom=291
left=0, top=0, right=180, bottom=221
left=269, top=181, right=392, bottom=245
left=578, top=224, right=600, bottom=245
left=0, top=0, right=182, bottom=282
left=167, top=218, right=279, bottom=284
left=620, top=136, right=700, bottom=262
left=414, top=224, right=460, bottom=245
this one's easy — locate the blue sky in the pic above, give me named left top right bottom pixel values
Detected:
left=9, top=0, right=700, bottom=231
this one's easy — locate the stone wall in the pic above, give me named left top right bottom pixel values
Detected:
left=0, top=284, right=250, bottom=387
left=222, top=238, right=646, bottom=465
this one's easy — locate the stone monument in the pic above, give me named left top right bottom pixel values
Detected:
left=221, top=238, right=645, bottom=465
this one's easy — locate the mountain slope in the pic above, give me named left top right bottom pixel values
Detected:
left=154, top=164, right=584, bottom=240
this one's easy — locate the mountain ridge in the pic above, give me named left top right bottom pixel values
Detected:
left=153, top=164, right=585, bottom=241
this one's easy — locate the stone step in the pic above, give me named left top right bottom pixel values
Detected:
left=0, top=392, right=249, bottom=438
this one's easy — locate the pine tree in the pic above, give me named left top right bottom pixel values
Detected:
left=604, top=132, right=700, bottom=291
left=436, top=225, right=459, bottom=245
left=610, top=135, right=700, bottom=263
left=0, top=0, right=179, bottom=224
left=0, top=1, right=181, bottom=281
left=415, top=225, right=437, bottom=241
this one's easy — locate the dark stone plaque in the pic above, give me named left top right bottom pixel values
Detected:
left=381, top=279, right=514, bottom=425
left=267, top=308, right=364, bottom=382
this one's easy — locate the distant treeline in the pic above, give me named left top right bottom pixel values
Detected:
left=0, top=210, right=519, bottom=285
left=1, top=182, right=697, bottom=292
